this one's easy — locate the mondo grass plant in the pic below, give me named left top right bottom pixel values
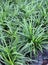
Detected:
left=18, top=19, right=48, bottom=56
left=0, top=45, right=26, bottom=65
left=0, top=0, right=48, bottom=65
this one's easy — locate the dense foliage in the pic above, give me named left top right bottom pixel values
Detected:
left=0, top=0, right=48, bottom=65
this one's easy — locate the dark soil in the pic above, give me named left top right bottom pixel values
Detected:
left=31, top=49, right=48, bottom=65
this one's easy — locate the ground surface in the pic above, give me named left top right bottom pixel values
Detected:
left=30, top=49, right=48, bottom=65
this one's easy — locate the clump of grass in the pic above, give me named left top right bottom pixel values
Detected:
left=0, top=44, right=27, bottom=65
left=0, top=0, right=48, bottom=65
left=18, top=19, right=48, bottom=56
